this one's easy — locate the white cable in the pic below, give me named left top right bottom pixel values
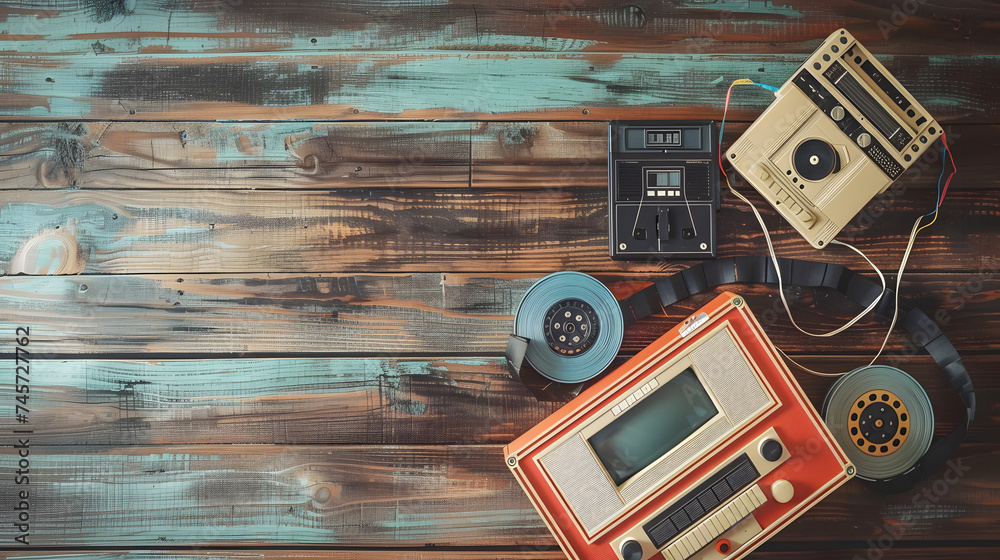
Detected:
left=682, top=179, right=698, bottom=238
left=631, top=187, right=646, bottom=242
left=726, top=178, right=894, bottom=377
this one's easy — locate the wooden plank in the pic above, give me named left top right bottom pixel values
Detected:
left=0, top=553, right=566, bottom=560
left=0, top=444, right=548, bottom=546
left=0, top=120, right=988, bottom=203
left=0, top=357, right=561, bottom=446
left=1, top=121, right=990, bottom=191
left=0, top=273, right=529, bottom=354
left=0, top=552, right=569, bottom=560
left=0, top=354, right=991, bottom=447
left=0, top=53, right=996, bottom=121
left=2, top=1, right=996, bottom=55
left=0, top=186, right=995, bottom=274
left=0, top=443, right=996, bottom=546
left=0, top=121, right=472, bottom=190
left=1, top=274, right=997, bottom=356
left=4, top=549, right=1000, bottom=560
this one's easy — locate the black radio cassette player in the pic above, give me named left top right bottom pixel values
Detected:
left=609, top=121, right=719, bottom=260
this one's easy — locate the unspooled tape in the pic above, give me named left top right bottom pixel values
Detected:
left=513, top=272, right=624, bottom=383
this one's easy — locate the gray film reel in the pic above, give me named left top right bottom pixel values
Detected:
left=822, top=365, right=934, bottom=481
left=513, top=272, right=625, bottom=384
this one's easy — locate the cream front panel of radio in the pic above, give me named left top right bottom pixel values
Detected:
left=537, top=325, right=777, bottom=536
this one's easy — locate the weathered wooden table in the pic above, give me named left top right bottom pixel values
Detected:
left=0, top=2, right=997, bottom=559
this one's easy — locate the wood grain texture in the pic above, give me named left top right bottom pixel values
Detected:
left=0, top=52, right=997, bottom=121
left=2, top=1, right=997, bottom=55
left=0, top=121, right=474, bottom=190
left=0, top=443, right=996, bottom=546
left=2, top=121, right=993, bottom=192
left=1, top=273, right=997, bottom=356
left=4, top=549, right=1000, bottom=560
left=0, top=355, right=991, bottom=447
left=1, top=186, right=995, bottom=274
left=0, top=357, right=560, bottom=446
left=0, top=3, right=996, bottom=556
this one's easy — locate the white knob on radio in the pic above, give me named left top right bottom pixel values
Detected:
left=771, top=479, right=794, bottom=504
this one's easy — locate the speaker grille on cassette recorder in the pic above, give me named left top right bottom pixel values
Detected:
left=690, top=331, right=771, bottom=421
left=684, top=164, right=711, bottom=199
left=540, top=435, right=624, bottom=532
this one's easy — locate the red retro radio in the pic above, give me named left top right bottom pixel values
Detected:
left=504, top=290, right=854, bottom=560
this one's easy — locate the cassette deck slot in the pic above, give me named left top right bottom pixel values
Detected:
left=860, top=59, right=911, bottom=111
left=823, top=62, right=912, bottom=151
left=791, top=71, right=903, bottom=180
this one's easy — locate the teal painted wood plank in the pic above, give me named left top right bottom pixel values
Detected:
left=0, top=354, right=990, bottom=446
left=0, top=273, right=531, bottom=354
left=2, top=121, right=996, bottom=192
left=0, top=121, right=473, bottom=190
left=0, top=444, right=548, bottom=546
left=0, top=187, right=996, bottom=275
left=0, top=357, right=559, bottom=445
left=1, top=0, right=994, bottom=55
left=0, top=273, right=998, bottom=364
left=0, top=443, right=996, bottom=546
left=0, top=52, right=995, bottom=121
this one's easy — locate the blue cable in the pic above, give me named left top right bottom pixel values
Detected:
left=924, top=141, right=948, bottom=217
left=718, top=81, right=778, bottom=156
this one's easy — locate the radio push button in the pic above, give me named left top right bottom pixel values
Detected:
left=771, top=479, right=794, bottom=504
left=663, top=485, right=767, bottom=560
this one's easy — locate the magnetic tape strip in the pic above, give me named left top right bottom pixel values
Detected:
left=506, top=256, right=975, bottom=493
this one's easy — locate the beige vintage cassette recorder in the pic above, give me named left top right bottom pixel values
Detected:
left=504, top=292, right=854, bottom=560
left=727, top=29, right=940, bottom=248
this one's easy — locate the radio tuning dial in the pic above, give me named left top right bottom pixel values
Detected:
left=621, top=539, right=643, bottom=560
left=857, top=133, right=872, bottom=148
left=761, top=439, right=783, bottom=462
left=830, top=106, right=845, bottom=121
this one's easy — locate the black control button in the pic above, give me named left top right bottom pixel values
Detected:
left=697, top=489, right=720, bottom=512
left=761, top=439, right=783, bottom=462
left=621, top=539, right=644, bottom=560
left=711, top=479, right=733, bottom=501
left=647, top=518, right=678, bottom=546
left=683, top=500, right=705, bottom=521
left=669, top=510, right=691, bottom=532
left=726, top=461, right=758, bottom=490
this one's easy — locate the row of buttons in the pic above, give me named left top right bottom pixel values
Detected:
left=662, top=484, right=767, bottom=560
left=646, top=189, right=682, bottom=198
left=751, top=165, right=815, bottom=227
left=645, top=454, right=760, bottom=546
left=611, top=378, right=659, bottom=416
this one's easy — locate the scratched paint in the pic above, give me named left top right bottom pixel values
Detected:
left=0, top=0, right=811, bottom=56
left=1, top=52, right=994, bottom=119
left=0, top=446, right=545, bottom=545
left=0, top=273, right=533, bottom=354
left=2, top=358, right=498, bottom=404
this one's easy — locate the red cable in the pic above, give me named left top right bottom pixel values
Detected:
left=938, top=131, right=956, bottom=207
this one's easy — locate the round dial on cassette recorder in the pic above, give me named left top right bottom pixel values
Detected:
left=620, top=539, right=643, bottom=560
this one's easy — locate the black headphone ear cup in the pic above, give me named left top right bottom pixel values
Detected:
left=822, top=366, right=934, bottom=482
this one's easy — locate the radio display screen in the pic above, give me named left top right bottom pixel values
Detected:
left=588, top=368, right=718, bottom=486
